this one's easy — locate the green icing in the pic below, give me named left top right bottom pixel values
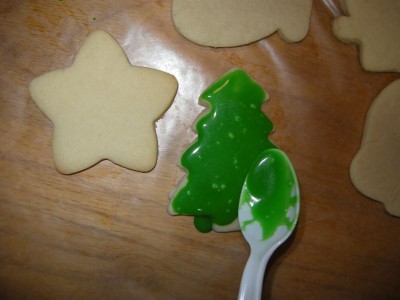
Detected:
left=240, top=149, right=299, bottom=240
left=171, top=69, right=276, bottom=233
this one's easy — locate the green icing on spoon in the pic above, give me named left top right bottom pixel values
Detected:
left=239, top=149, right=299, bottom=241
left=170, top=69, right=276, bottom=233
left=237, top=149, right=299, bottom=300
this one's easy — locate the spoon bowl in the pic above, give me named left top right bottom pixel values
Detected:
left=238, top=149, right=300, bottom=300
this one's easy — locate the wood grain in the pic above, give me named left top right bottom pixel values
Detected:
left=1, top=1, right=399, bottom=299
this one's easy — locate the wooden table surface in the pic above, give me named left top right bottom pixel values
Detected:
left=1, top=1, right=399, bottom=299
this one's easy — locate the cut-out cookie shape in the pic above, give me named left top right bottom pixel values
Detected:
left=169, top=69, right=276, bottom=233
left=332, top=0, right=400, bottom=72
left=350, top=80, right=400, bottom=217
left=29, top=30, right=178, bottom=174
left=172, top=0, right=313, bottom=47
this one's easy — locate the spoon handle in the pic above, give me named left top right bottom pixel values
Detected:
left=238, top=248, right=274, bottom=300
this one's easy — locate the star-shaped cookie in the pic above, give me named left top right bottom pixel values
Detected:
left=29, top=30, right=178, bottom=174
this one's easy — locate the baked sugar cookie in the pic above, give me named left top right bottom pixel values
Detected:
left=29, top=30, right=178, bottom=174
left=172, top=0, right=313, bottom=47
left=332, top=0, right=400, bottom=72
left=350, top=80, right=400, bottom=217
left=169, top=69, right=276, bottom=233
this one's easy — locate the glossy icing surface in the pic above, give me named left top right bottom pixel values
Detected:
left=240, top=149, right=299, bottom=240
left=170, top=69, right=276, bottom=232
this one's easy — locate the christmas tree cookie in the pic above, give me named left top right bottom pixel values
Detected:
left=169, top=69, right=276, bottom=233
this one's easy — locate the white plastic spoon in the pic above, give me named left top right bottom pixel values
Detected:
left=238, top=149, right=300, bottom=300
